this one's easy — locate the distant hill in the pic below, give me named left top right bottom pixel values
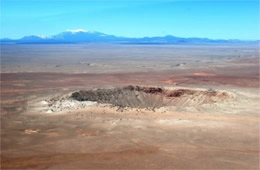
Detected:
left=0, top=30, right=258, bottom=44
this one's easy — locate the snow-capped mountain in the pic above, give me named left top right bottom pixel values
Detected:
left=50, top=30, right=121, bottom=43
left=0, top=29, right=254, bottom=44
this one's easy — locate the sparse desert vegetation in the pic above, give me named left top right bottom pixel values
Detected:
left=1, top=44, right=259, bottom=169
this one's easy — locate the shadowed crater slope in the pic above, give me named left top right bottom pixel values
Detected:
left=71, top=85, right=231, bottom=109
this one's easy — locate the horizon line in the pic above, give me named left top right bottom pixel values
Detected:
left=1, top=29, right=259, bottom=41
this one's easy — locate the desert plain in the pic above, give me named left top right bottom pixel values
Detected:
left=0, top=44, right=259, bottom=169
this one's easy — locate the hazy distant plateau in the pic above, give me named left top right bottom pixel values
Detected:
left=1, top=44, right=258, bottom=73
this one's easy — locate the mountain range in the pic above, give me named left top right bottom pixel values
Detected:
left=1, top=29, right=257, bottom=44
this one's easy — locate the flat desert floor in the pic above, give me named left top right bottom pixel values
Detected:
left=1, top=44, right=259, bottom=169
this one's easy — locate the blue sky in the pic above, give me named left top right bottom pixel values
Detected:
left=1, top=0, right=259, bottom=40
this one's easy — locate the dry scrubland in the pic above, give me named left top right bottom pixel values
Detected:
left=1, top=44, right=259, bottom=169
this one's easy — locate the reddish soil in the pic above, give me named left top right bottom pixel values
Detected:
left=1, top=56, right=259, bottom=169
left=1, top=67, right=258, bottom=99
